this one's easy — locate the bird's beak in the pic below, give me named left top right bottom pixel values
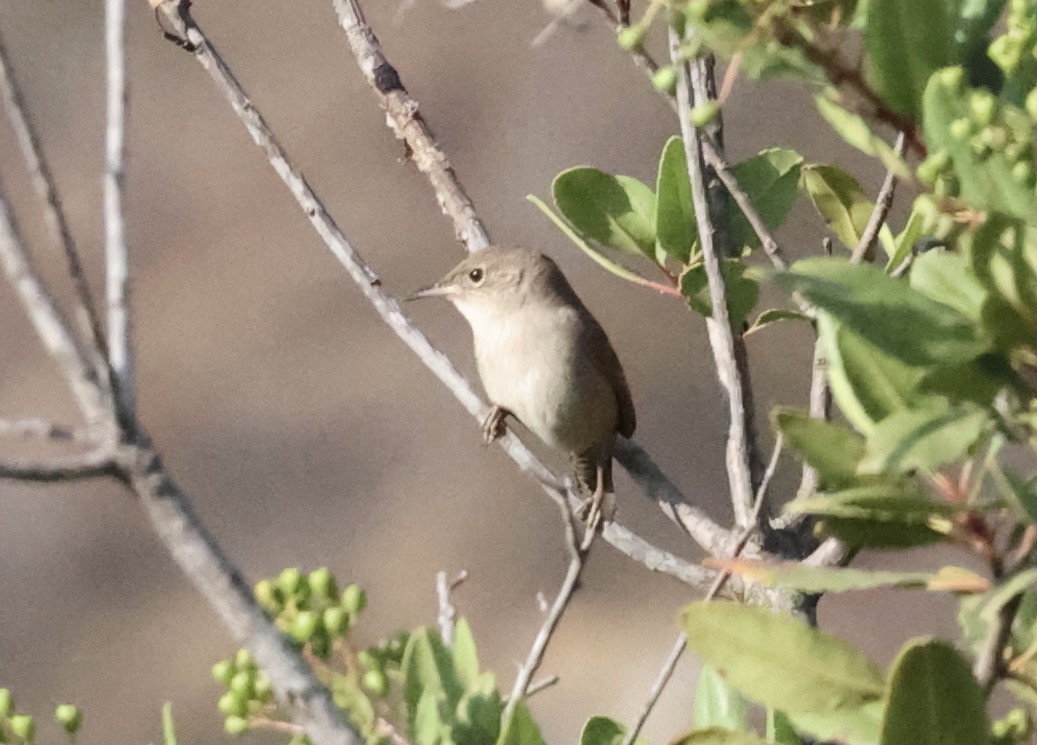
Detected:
left=406, top=283, right=452, bottom=301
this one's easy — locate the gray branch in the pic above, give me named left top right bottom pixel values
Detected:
left=850, top=131, right=907, bottom=264
left=0, top=449, right=115, bottom=481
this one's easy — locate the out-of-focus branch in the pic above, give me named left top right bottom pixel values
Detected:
left=0, top=449, right=115, bottom=481
left=330, top=0, right=490, bottom=254
left=0, top=418, right=87, bottom=442
left=154, top=0, right=737, bottom=580
left=0, top=28, right=111, bottom=383
left=104, top=0, right=135, bottom=415
left=435, top=569, right=466, bottom=646
left=669, top=29, right=759, bottom=530
left=850, top=131, right=907, bottom=263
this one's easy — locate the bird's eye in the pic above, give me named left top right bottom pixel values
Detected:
left=468, top=267, right=485, bottom=284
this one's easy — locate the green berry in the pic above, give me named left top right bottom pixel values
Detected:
left=254, top=579, right=283, bottom=611
left=9, top=715, right=34, bottom=742
left=968, top=91, right=996, bottom=126
left=229, top=670, right=256, bottom=699
left=690, top=102, right=719, bottom=127
left=916, top=149, right=950, bottom=185
left=254, top=672, right=273, bottom=702
left=651, top=66, right=678, bottom=95
left=357, top=650, right=380, bottom=670
left=1012, top=160, right=1034, bottom=184
left=277, top=567, right=304, bottom=597
left=616, top=25, right=646, bottom=51
left=290, top=610, right=320, bottom=642
left=211, top=659, right=235, bottom=685
left=233, top=649, right=256, bottom=672
left=224, top=715, right=249, bottom=736
left=949, top=117, right=973, bottom=141
left=362, top=669, right=388, bottom=698
left=218, top=691, right=248, bottom=718
left=979, top=126, right=1008, bottom=151
left=340, top=584, right=367, bottom=614
left=322, top=607, right=350, bottom=636
left=307, top=568, right=337, bottom=601
left=54, top=704, right=82, bottom=735
left=0, top=688, right=13, bottom=718
left=938, top=67, right=964, bottom=90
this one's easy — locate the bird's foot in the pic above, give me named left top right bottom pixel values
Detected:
left=481, top=405, right=509, bottom=445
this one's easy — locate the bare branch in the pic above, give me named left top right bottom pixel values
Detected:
left=500, top=506, right=599, bottom=733
left=0, top=28, right=111, bottom=381
left=0, top=178, right=112, bottom=426
left=435, top=569, right=466, bottom=646
left=0, top=418, right=87, bottom=442
left=850, top=131, right=907, bottom=264
left=669, top=30, right=758, bottom=530
left=104, top=0, right=135, bottom=414
left=330, top=0, right=490, bottom=254
left=116, top=438, right=362, bottom=745
left=0, top=448, right=115, bottom=482
left=622, top=436, right=782, bottom=744
left=974, top=590, right=1023, bottom=690
left=153, top=0, right=733, bottom=579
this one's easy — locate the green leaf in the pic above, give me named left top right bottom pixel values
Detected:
left=497, top=702, right=544, bottom=745
left=909, top=251, right=988, bottom=321
left=772, top=407, right=865, bottom=488
left=744, top=308, right=809, bottom=336
left=553, top=167, right=657, bottom=257
left=728, top=148, right=803, bottom=251
left=452, top=618, right=480, bottom=691
left=453, top=680, right=503, bottom=745
left=656, top=136, right=697, bottom=263
left=815, top=95, right=912, bottom=180
left=789, top=700, right=884, bottom=745
left=579, top=716, right=627, bottom=745
left=980, top=568, right=1037, bottom=622
left=859, top=402, right=990, bottom=473
left=162, top=701, right=177, bottom=745
left=680, top=259, right=759, bottom=326
left=671, top=727, right=768, bottom=744
left=680, top=602, right=885, bottom=713
left=413, top=687, right=448, bottom=745
left=880, top=638, right=989, bottom=745
left=818, top=315, right=926, bottom=433
left=968, top=217, right=1037, bottom=349
left=766, top=709, right=800, bottom=745
left=800, top=164, right=878, bottom=251
left=775, top=258, right=991, bottom=366
left=952, top=0, right=1007, bottom=88
left=990, top=462, right=1037, bottom=524
left=865, top=0, right=953, bottom=118
left=716, top=561, right=933, bottom=593
left=693, top=665, right=748, bottom=732
left=887, top=198, right=928, bottom=271
left=402, top=627, right=464, bottom=736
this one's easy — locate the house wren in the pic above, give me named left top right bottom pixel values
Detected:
left=410, top=246, right=635, bottom=520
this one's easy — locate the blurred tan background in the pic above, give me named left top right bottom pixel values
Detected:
left=0, top=2, right=963, bottom=743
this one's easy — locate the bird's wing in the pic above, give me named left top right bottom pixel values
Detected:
left=585, top=315, right=636, bottom=438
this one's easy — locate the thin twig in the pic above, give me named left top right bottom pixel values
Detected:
left=330, top=0, right=490, bottom=254
left=154, top=1, right=734, bottom=582
left=0, top=448, right=115, bottom=482
left=850, top=131, right=907, bottom=263
left=104, top=0, right=135, bottom=416
left=435, top=569, right=466, bottom=646
left=669, top=28, right=758, bottom=530
left=500, top=505, right=600, bottom=733
left=0, top=418, right=87, bottom=442
left=974, top=591, right=1024, bottom=690
left=0, top=28, right=111, bottom=382
left=622, top=436, right=783, bottom=745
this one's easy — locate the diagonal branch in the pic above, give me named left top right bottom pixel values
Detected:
left=104, top=0, right=135, bottom=416
left=0, top=448, right=115, bottom=482
left=0, top=28, right=111, bottom=385
left=330, top=0, right=490, bottom=254
left=154, top=0, right=736, bottom=579
left=850, top=131, right=907, bottom=264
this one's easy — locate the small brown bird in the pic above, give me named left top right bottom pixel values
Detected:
left=410, top=246, right=635, bottom=520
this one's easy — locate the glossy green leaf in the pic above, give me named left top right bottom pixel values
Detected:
left=773, top=407, right=865, bottom=488
left=866, top=0, right=953, bottom=117
left=789, top=700, right=884, bottom=745
left=497, top=702, right=544, bottom=745
left=452, top=618, right=480, bottom=691
left=553, top=167, right=657, bottom=257
left=887, top=199, right=927, bottom=271
left=776, top=258, right=991, bottom=366
left=728, top=148, right=803, bottom=251
left=910, top=251, right=988, bottom=321
left=693, top=665, right=748, bottom=732
left=672, top=727, right=768, bottom=744
left=744, top=308, right=809, bottom=336
left=859, top=402, right=990, bottom=473
left=818, top=315, right=926, bottom=433
left=656, top=136, right=697, bottom=263
left=681, top=602, right=885, bottom=713
left=800, top=164, right=877, bottom=251
left=680, top=259, right=759, bottom=325
left=815, top=95, right=912, bottom=180
left=579, top=716, right=627, bottom=745
left=766, top=709, right=799, bottom=745
left=880, top=638, right=989, bottom=745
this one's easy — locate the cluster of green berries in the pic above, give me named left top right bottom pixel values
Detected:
left=255, top=567, right=368, bottom=660
left=355, top=630, right=410, bottom=700
left=988, top=0, right=1036, bottom=79
left=211, top=649, right=274, bottom=735
left=917, top=68, right=1036, bottom=191
left=0, top=690, right=81, bottom=744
